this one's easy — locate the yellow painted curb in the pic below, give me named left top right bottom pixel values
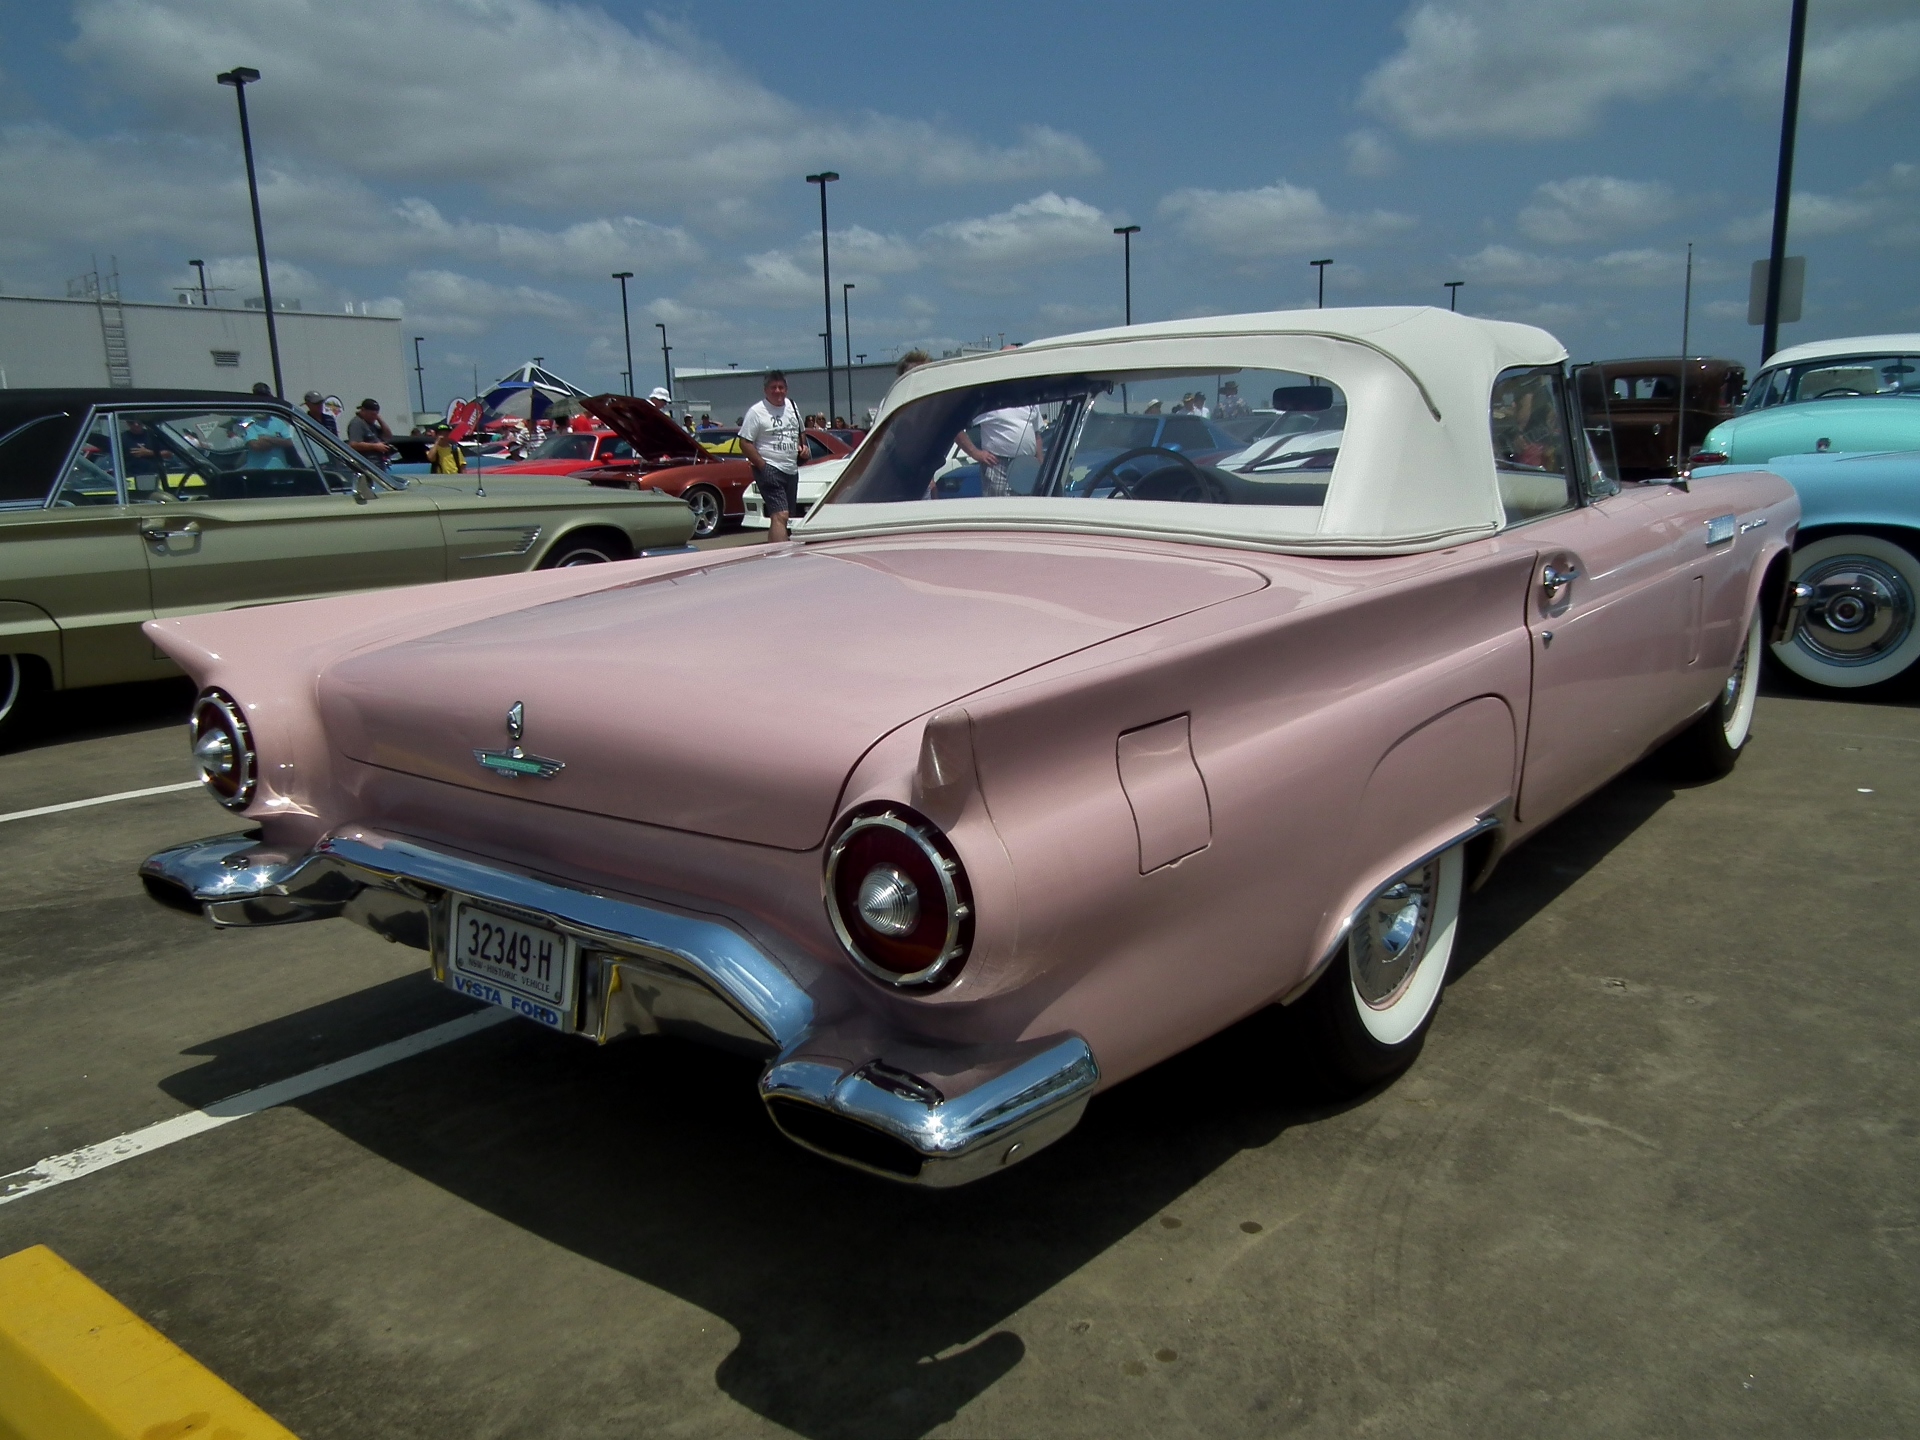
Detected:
left=0, top=1245, right=297, bottom=1440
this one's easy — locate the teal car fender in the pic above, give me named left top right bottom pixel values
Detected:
left=1695, top=449, right=1920, bottom=533
left=1696, top=449, right=1920, bottom=691
left=1701, top=398, right=1920, bottom=464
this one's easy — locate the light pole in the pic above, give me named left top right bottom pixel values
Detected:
left=1761, top=0, right=1809, bottom=365
left=655, top=322, right=672, bottom=404
left=1445, top=280, right=1464, bottom=311
left=413, top=336, right=427, bottom=415
left=189, top=259, right=209, bottom=306
left=216, top=67, right=283, bottom=398
left=611, top=272, right=634, bottom=396
left=841, top=282, right=855, bottom=423
left=1311, top=258, right=1333, bottom=308
left=1113, top=225, right=1140, bottom=324
left=806, top=171, right=839, bottom=423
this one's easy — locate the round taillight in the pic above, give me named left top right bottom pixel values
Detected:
left=190, top=689, right=256, bottom=810
left=825, top=808, right=973, bottom=987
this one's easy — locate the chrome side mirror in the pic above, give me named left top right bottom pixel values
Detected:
left=352, top=472, right=375, bottom=504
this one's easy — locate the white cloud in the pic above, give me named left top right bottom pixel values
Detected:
left=1157, top=180, right=1414, bottom=257
left=66, top=0, right=1100, bottom=206
left=833, top=225, right=921, bottom=275
left=1343, top=129, right=1400, bottom=177
left=403, top=269, right=582, bottom=336
left=924, top=193, right=1114, bottom=269
left=1518, top=176, right=1676, bottom=245
left=1359, top=0, right=1920, bottom=141
left=1586, top=248, right=1682, bottom=285
left=1723, top=189, right=1880, bottom=244
left=1456, top=244, right=1566, bottom=287
left=390, top=201, right=700, bottom=277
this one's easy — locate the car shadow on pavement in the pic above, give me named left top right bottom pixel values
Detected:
left=153, top=768, right=1676, bottom=1440
left=1448, top=766, right=1676, bottom=984
left=4, top=675, right=195, bottom=754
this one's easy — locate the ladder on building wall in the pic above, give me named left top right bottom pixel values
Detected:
left=69, top=261, right=134, bottom=388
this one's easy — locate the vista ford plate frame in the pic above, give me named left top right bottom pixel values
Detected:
left=446, top=899, right=577, bottom=1030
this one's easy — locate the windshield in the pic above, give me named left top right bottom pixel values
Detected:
left=1744, top=355, right=1918, bottom=409
left=528, top=432, right=599, bottom=460
left=824, top=367, right=1347, bottom=513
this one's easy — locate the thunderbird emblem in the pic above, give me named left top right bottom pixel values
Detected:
left=473, top=701, right=564, bottom=779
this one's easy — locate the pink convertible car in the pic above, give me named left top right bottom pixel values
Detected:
left=142, top=309, right=1803, bottom=1185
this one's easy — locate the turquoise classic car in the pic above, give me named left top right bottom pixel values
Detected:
left=1694, top=443, right=1920, bottom=694
left=1694, top=334, right=1920, bottom=466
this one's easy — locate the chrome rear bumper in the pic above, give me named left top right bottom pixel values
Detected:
left=141, top=829, right=1096, bottom=1186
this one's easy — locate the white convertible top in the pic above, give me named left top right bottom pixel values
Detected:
left=1765, top=333, right=1920, bottom=368
left=800, top=307, right=1569, bottom=555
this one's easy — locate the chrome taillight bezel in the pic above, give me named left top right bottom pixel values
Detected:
left=824, top=806, right=973, bottom=988
left=190, top=689, right=256, bottom=811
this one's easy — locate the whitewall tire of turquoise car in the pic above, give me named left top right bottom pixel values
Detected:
left=1775, top=534, right=1920, bottom=690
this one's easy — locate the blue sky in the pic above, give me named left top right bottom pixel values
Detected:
left=1, top=0, right=1915, bottom=408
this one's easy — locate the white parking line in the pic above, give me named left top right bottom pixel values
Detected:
left=0, top=1008, right=510, bottom=1207
left=0, top=780, right=202, bottom=825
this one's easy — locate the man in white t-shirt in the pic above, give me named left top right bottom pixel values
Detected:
left=739, top=370, right=803, bottom=542
left=957, top=404, right=1042, bottom=496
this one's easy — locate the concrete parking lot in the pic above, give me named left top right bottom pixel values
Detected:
left=1, top=667, right=1914, bottom=1438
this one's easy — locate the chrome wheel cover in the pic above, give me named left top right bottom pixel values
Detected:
left=0, top=655, right=19, bottom=725
left=687, top=490, right=720, bottom=536
left=1792, top=554, right=1915, bottom=667
left=1350, top=861, right=1439, bottom=1010
left=555, top=547, right=612, bottom=567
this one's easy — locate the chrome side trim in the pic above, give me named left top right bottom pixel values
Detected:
left=761, top=1034, right=1099, bottom=1188
left=1278, top=809, right=1505, bottom=1007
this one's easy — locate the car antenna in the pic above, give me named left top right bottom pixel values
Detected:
left=474, top=436, right=485, bottom=498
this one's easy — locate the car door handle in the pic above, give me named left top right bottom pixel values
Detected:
left=140, top=519, right=201, bottom=541
left=1541, top=562, right=1580, bottom=599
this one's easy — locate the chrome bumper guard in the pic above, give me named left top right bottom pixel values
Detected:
left=140, top=830, right=1098, bottom=1186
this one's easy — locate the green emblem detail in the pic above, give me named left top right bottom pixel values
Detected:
left=474, top=701, right=563, bottom=779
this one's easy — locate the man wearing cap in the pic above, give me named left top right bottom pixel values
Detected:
left=647, top=386, right=674, bottom=412
left=346, top=398, right=394, bottom=464
left=301, top=391, right=338, bottom=436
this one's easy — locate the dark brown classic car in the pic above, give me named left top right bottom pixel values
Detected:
left=1576, top=358, right=1745, bottom=481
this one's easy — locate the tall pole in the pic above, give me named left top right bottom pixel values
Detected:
left=189, top=259, right=209, bottom=306
left=413, top=336, right=427, bottom=415
left=1761, top=0, right=1808, bottom=366
left=841, top=282, right=855, bottom=423
left=612, top=272, right=634, bottom=395
left=655, top=322, right=672, bottom=403
left=1676, top=242, right=1694, bottom=472
left=1311, top=258, right=1332, bottom=308
left=1113, top=225, right=1140, bottom=324
left=1445, top=280, right=1464, bottom=311
left=806, top=172, right=839, bottom=424
left=217, top=67, right=283, bottom=399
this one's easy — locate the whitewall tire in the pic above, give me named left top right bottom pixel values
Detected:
left=1774, top=534, right=1920, bottom=691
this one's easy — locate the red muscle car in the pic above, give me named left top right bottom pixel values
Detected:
left=578, top=396, right=854, bottom=538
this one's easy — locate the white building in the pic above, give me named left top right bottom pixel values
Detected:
left=0, top=294, right=412, bottom=419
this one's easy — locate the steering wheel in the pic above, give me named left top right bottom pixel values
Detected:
left=1811, top=387, right=1866, bottom=399
left=1079, top=445, right=1210, bottom=500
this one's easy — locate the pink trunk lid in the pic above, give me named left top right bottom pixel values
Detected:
left=320, top=537, right=1266, bottom=849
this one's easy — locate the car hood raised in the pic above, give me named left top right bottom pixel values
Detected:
left=319, top=538, right=1266, bottom=848
left=582, top=393, right=707, bottom=463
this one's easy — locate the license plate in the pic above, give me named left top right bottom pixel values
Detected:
left=448, top=901, right=575, bottom=1030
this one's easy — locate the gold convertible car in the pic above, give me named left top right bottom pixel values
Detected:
left=0, top=389, right=695, bottom=742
